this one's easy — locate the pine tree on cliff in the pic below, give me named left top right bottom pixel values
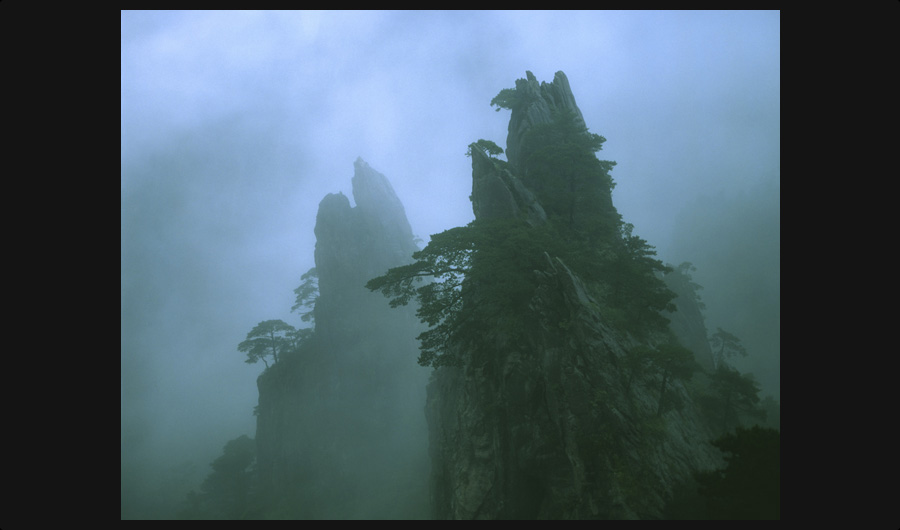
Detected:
left=367, top=72, right=676, bottom=366
left=238, top=319, right=298, bottom=369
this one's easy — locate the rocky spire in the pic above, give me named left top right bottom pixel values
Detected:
left=469, top=146, right=546, bottom=226
left=427, top=72, right=723, bottom=520
left=504, top=70, right=587, bottom=171
left=255, top=159, right=429, bottom=518
left=351, top=157, right=417, bottom=271
left=314, top=157, right=418, bottom=317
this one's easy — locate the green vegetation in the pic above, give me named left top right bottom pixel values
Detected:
left=709, top=327, right=747, bottom=369
left=517, top=109, right=616, bottom=232
left=700, top=365, right=766, bottom=434
left=697, top=426, right=780, bottom=519
left=664, top=426, right=779, bottom=519
left=238, top=319, right=301, bottom=369
left=366, top=217, right=562, bottom=367
left=599, top=223, right=675, bottom=335
left=291, top=267, right=318, bottom=325
left=620, top=341, right=698, bottom=415
left=465, top=138, right=503, bottom=158
left=648, top=342, right=698, bottom=415
left=515, top=107, right=674, bottom=334
left=367, top=82, right=676, bottom=367
left=489, top=87, right=520, bottom=112
left=666, top=261, right=706, bottom=311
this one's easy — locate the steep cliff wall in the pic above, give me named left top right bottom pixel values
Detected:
left=426, top=72, right=722, bottom=519
left=663, top=267, right=716, bottom=373
left=255, top=159, right=430, bottom=519
left=504, top=71, right=587, bottom=172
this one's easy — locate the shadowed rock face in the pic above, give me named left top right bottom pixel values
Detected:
left=504, top=71, right=587, bottom=172
left=312, top=158, right=421, bottom=353
left=662, top=271, right=716, bottom=373
left=255, top=159, right=430, bottom=519
left=426, top=72, right=721, bottom=519
left=350, top=157, right=417, bottom=273
left=470, top=147, right=546, bottom=227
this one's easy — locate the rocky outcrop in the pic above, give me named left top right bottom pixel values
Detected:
left=427, top=253, right=721, bottom=519
left=312, top=158, right=420, bottom=355
left=425, top=72, right=722, bottom=519
left=662, top=270, right=716, bottom=373
left=504, top=71, right=587, bottom=172
left=255, top=159, right=430, bottom=519
left=470, top=147, right=546, bottom=226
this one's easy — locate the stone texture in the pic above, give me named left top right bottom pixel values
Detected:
left=426, top=72, right=723, bottom=519
left=504, top=71, right=587, bottom=172
left=255, top=159, right=430, bottom=519
left=470, top=147, right=546, bottom=226
left=427, top=252, right=722, bottom=519
left=662, top=270, right=716, bottom=373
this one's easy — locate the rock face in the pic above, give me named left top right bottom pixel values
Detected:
left=663, top=270, right=716, bottom=373
left=312, top=157, right=420, bottom=354
left=254, top=159, right=430, bottom=519
left=504, top=71, right=587, bottom=172
left=470, top=147, right=546, bottom=226
left=425, top=72, right=722, bottom=519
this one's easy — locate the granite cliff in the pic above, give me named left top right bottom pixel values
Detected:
left=254, top=158, right=430, bottom=519
left=424, top=71, right=721, bottom=519
left=253, top=72, right=732, bottom=520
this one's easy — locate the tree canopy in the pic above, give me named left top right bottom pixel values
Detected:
left=696, top=426, right=780, bottom=519
left=366, top=217, right=564, bottom=367
left=489, top=87, right=520, bottom=112
left=238, top=319, right=298, bottom=369
left=466, top=139, right=503, bottom=158
left=643, top=342, right=698, bottom=415
left=291, top=267, right=318, bottom=325
left=710, top=327, right=747, bottom=369
left=367, top=86, right=678, bottom=367
left=701, top=365, right=765, bottom=434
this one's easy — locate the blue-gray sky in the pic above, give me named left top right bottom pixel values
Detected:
left=121, top=10, right=779, bottom=516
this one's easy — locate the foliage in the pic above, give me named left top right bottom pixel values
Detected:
left=368, top=79, right=679, bottom=365
left=621, top=345, right=654, bottom=396
left=238, top=319, right=298, bottom=369
left=696, top=426, right=780, bottom=519
left=514, top=108, right=674, bottom=336
left=291, top=267, right=318, bottom=325
left=709, top=327, right=748, bottom=369
left=665, top=262, right=706, bottom=311
left=367, top=218, right=560, bottom=367
left=465, top=138, right=503, bottom=158
left=641, top=342, right=698, bottom=415
left=700, top=365, right=765, bottom=434
left=490, top=87, right=520, bottom=111
left=518, top=109, right=617, bottom=236
left=598, top=223, right=675, bottom=335
left=366, top=225, right=474, bottom=367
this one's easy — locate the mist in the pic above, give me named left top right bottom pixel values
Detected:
left=121, top=10, right=779, bottom=518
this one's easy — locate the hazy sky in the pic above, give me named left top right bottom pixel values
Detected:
left=121, top=9, right=779, bottom=508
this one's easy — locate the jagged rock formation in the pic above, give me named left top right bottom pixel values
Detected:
left=312, top=157, right=420, bottom=354
left=254, top=159, right=430, bottom=519
left=504, top=71, right=587, bottom=172
left=663, top=270, right=716, bottom=373
left=425, top=72, right=722, bottom=519
left=470, top=146, right=546, bottom=226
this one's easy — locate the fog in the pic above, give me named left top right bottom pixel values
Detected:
left=121, top=10, right=779, bottom=518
